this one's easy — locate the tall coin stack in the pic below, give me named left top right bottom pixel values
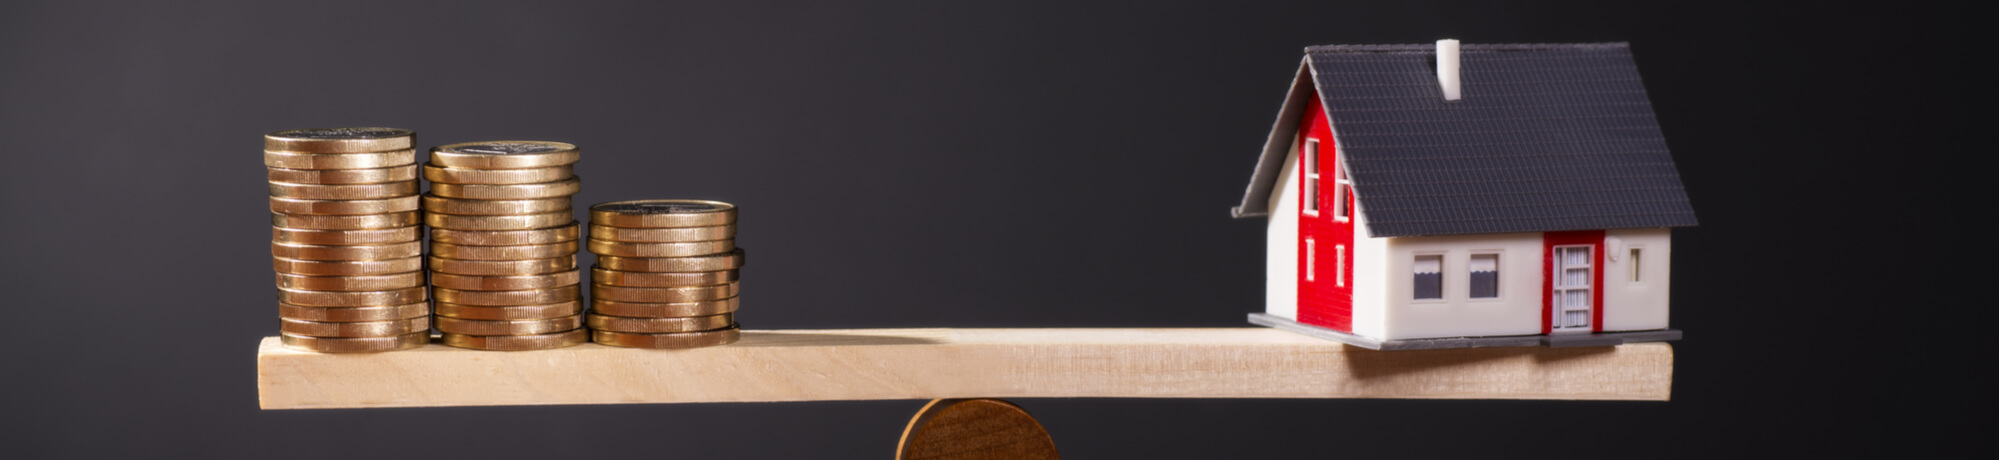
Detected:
left=266, top=127, right=430, bottom=353
left=424, top=141, right=589, bottom=351
left=586, top=200, right=744, bottom=348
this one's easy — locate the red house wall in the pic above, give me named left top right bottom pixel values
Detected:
left=1296, top=92, right=1357, bottom=332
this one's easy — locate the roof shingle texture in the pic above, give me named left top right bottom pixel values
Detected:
left=1308, top=43, right=1696, bottom=237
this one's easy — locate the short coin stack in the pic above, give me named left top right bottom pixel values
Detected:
left=424, top=141, right=588, bottom=351
left=586, top=200, right=744, bottom=348
left=266, top=127, right=430, bottom=353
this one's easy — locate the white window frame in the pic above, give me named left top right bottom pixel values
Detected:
left=1627, top=246, right=1644, bottom=284
left=1335, top=244, right=1346, bottom=288
left=1302, top=139, right=1320, bottom=216
left=1305, top=238, right=1315, bottom=282
left=1468, top=252, right=1500, bottom=301
left=1411, top=253, right=1446, bottom=303
left=1332, top=158, right=1350, bottom=222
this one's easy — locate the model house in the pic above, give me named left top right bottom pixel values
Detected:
left=1234, top=41, right=1695, bottom=349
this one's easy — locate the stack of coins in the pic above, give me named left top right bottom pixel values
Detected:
left=586, top=200, right=743, bottom=348
left=266, top=127, right=430, bottom=353
left=423, top=141, right=589, bottom=351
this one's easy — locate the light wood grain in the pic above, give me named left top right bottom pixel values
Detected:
left=256, top=328, right=1672, bottom=409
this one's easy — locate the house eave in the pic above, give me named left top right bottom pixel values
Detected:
left=1231, top=57, right=1316, bottom=219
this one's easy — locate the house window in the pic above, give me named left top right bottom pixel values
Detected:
left=1413, top=255, right=1442, bottom=300
left=1332, top=159, right=1350, bottom=221
left=1469, top=254, right=1498, bottom=299
left=1335, top=244, right=1346, bottom=288
left=1305, top=238, right=1315, bottom=282
left=1303, top=139, right=1320, bottom=215
left=1629, top=248, right=1642, bottom=283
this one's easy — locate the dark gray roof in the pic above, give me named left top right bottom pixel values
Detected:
left=1232, top=43, right=1697, bottom=237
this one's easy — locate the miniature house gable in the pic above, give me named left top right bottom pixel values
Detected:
left=1237, top=43, right=1696, bottom=350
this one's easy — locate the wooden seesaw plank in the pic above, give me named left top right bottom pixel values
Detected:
left=256, top=328, right=1672, bottom=409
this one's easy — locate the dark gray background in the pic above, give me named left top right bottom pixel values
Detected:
left=0, top=1, right=1987, bottom=458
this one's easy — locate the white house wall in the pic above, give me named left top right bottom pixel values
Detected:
left=1602, top=228, right=1672, bottom=332
left=1263, top=147, right=1299, bottom=320
left=1378, top=232, right=1546, bottom=340
left=1347, top=206, right=1388, bottom=339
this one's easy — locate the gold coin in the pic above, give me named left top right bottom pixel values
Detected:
left=272, top=211, right=420, bottom=230
left=280, top=331, right=429, bottom=353
left=279, top=301, right=428, bottom=322
left=270, top=241, right=422, bottom=260
left=276, top=286, right=428, bottom=307
left=268, top=164, right=417, bottom=184
left=425, top=210, right=572, bottom=231
left=596, top=249, right=746, bottom=272
left=434, top=300, right=581, bottom=320
left=269, top=195, right=419, bottom=215
left=268, top=181, right=417, bottom=200
left=589, top=200, right=736, bottom=228
left=263, top=149, right=416, bottom=170
left=428, top=255, right=575, bottom=276
left=587, top=313, right=733, bottom=333
left=432, top=285, right=579, bottom=306
left=591, top=325, right=740, bottom=349
left=280, top=316, right=430, bottom=338
left=590, top=267, right=736, bottom=287
left=588, top=224, right=735, bottom=243
left=430, top=241, right=578, bottom=260
left=429, top=141, right=580, bottom=169
left=429, top=177, right=581, bottom=200
left=421, top=194, right=569, bottom=215
left=273, top=225, right=420, bottom=245
left=274, top=256, right=423, bottom=276
left=435, top=315, right=582, bottom=335
left=429, top=221, right=579, bottom=245
left=430, top=270, right=579, bottom=291
left=590, top=297, right=738, bottom=317
left=587, top=239, right=735, bottom=258
left=265, top=127, right=414, bottom=153
left=275, top=271, right=425, bottom=291
left=423, top=164, right=574, bottom=185
left=592, top=282, right=737, bottom=303
left=440, top=329, right=587, bottom=351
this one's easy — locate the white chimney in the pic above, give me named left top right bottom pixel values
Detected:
left=1436, top=39, right=1462, bottom=101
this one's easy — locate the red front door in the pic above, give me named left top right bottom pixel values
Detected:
left=1543, top=231, right=1605, bottom=334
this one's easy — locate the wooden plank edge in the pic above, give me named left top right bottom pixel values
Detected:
left=258, top=328, right=1672, bottom=409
